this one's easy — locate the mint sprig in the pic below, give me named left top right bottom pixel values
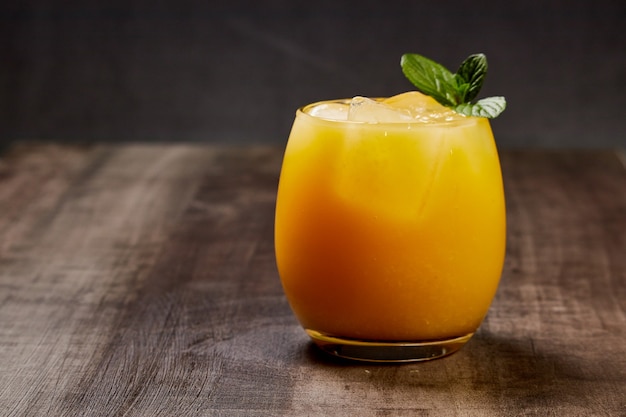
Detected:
left=400, top=53, right=506, bottom=119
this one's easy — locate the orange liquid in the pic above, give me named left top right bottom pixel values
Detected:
left=275, top=99, right=506, bottom=341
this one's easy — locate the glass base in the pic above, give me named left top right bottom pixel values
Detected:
left=306, top=329, right=474, bottom=363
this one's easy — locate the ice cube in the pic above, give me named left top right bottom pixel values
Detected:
left=347, top=96, right=412, bottom=123
left=307, top=102, right=349, bottom=120
left=383, top=91, right=464, bottom=123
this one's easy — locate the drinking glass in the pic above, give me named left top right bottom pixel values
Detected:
left=274, top=97, right=506, bottom=362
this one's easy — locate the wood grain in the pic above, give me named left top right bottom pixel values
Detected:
left=0, top=144, right=624, bottom=416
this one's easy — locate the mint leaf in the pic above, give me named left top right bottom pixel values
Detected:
left=454, top=96, right=506, bottom=118
left=400, top=53, right=459, bottom=107
left=400, top=52, right=506, bottom=118
left=455, top=53, right=487, bottom=103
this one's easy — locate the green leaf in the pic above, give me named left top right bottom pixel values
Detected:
left=400, top=51, right=506, bottom=118
left=400, top=53, right=459, bottom=106
left=454, top=96, right=507, bottom=119
left=455, top=53, right=487, bottom=103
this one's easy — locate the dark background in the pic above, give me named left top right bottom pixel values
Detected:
left=1, top=0, right=625, bottom=148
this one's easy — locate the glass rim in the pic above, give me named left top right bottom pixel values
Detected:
left=296, top=98, right=481, bottom=128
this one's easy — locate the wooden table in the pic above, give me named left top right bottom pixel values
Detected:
left=1, top=143, right=624, bottom=416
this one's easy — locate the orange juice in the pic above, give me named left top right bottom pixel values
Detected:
left=275, top=92, right=506, bottom=361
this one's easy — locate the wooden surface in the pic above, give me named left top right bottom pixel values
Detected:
left=0, top=143, right=624, bottom=416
